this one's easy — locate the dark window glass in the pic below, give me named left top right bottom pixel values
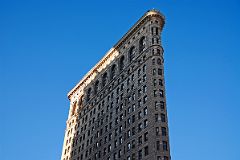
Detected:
left=161, top=113, right=166, bottom=122
left=156, top=141, right=160, bottom=150
left=144, top=146, right=149, bottom=156
left=162, top=127, right=167, bottom=136
left=163, top=141, right=168, bottom=151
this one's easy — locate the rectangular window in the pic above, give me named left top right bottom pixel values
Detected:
left=127, top=78, right=130, bottom=85
left=143, top=107, right=147, bottom=115
left=138, top=100, right=142, bottom=107
left=117, top=87, right=120, bottom=94
left=138, top=89, right=142, bottom=97
left=143, top=96, right=147, bottom=104
left=118, top=149, right=122, bottom=158
left=132, top=115, right=135, bottom=123
left=108, top=144, right=111, bottom=152
left=109, top=133, right=112, bottom=141
left=155, top=114, right=161, bottom=122
left=143, top=75, right=146, bottom=82
left=162, top=127, right=167, bottom=136
left=138, top=111, right=142, bottom=119
left=127, top=143, right=131, bottom=151
left=132, top=104, right=136, bottom=112
left=143, top=85, right=147, bottom=93
left=156, top=27, right=159, bottom=35
left=121, top=84, right=124, bottom=91
left=144, top=119, right=148, bottom=128
left=132, top=140, right=136, bottom=148
left=131, top=74, right=134, bottom=81
left=156, top=141, right=160, bottom=150
left=132, top=127, right=136, bottom=135
left=160, top=101, right=165, bottom=110
left=132, top=93, right=136, bottom=100
left=144, top=132, right=148, bottom=141
left=163, top=141, right=168, bottom=151
left=159, top=79, right=163, bottom=86
left=128, top=130, right=131, bottom=138
left=120, top=114, right=123, bottom=121
left=159, top=90, right=164, bottom=97
left=153, top=79, right=157, bottom=86
left=138, top=136, right=142, bottom=145
left=144, top=146, right=149, bottom=156
left=119, top=125, right=123, bottom=133
left=154, top=90, right=157, bottom=97
left=143, top=65, right=146, bottom=72
left=115, top=128, right=118, bottom=136
left=138, top=69, right=141, bottom=77
left=138, top=123, right=143, bottom=132
left=127, top=118, right=131, bottom=125
left=119, top=137, right=123, bottom=144
left=138, top=79, right=142, bottom=86
left=161, top=113, right=166, bottom=122
left=128, top=107, right=131, bottom=113
left=155, top=101, right=159, bottom=110
left=115, top=117, right=118, bottom=125
left=138, top=149, right=142, bottom=160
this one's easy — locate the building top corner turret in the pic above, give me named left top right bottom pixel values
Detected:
left=146, top=9, right=165, bottom=20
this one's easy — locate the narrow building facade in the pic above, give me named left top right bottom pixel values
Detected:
left=61, top=10, right=171, bottom=160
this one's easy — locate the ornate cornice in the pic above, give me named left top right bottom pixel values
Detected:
left=67, top=10, right=165, bottom=100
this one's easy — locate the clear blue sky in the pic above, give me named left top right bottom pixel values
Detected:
left=1, top=0, right=240, bottom=160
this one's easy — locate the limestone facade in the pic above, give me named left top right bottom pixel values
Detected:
left=61, top=10, right=171, bottom=160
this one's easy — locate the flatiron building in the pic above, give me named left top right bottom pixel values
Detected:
left=61, top=9, right=171, bottom=160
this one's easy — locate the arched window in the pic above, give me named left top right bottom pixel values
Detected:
left=129, top=46, right=135, bottom=62
left=86, top=88, right=92, bottom=102
left=139, top=36, right=146, bottom=53
left=110, top=64, right=116, bottom=80
left=119, top=56, right=125, bottom=71
left=94, top=80, right=99, bottom=94
left=102, top=72, right=108, bottom=87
